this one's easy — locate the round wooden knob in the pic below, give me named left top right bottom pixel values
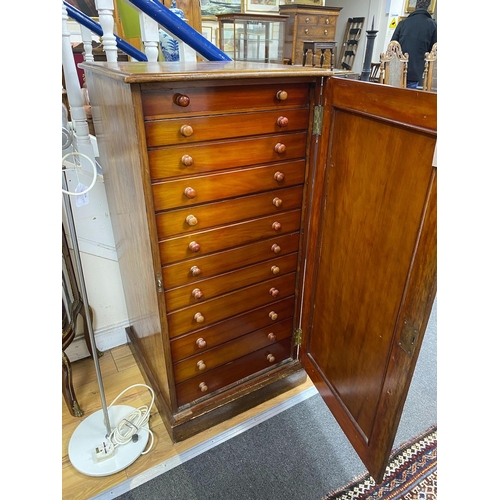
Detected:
left=273, top=197, right=283, bottom=207
left=269, top=287, right=279, bottom=297
left=196, top=337, right=207, bottom=348
left=173, top=93, right=190, bottom=107
left=180, top=124, right=193, bottom=137
left=271, top=244, right=281, bottom=254
left=276, top=90, right=288, bottom=101
left=190, top=266, right=202, bottom=277
left=197, top=360, right=206, bottom=371
left=192, top=288, right=203, bottom=299
left=305, top=17, right=310, bottom=23
left=275, top=143, right=286, bottom=154
left=305, top=29, right=309, bottom=35
left=267, top=353, right=275, bottom=363
left=274, top=171, right=284, bottom=182
left=268, top=332, right=276, bottom=341
left=189, top=241, right=201, bottom=252
left=184, top=187, right=197, bottom=199
left=269, top=311, right=278, bottom=321
left=324, top=30, right=328, bottom=35
left=272, top=222, right=281, bottom=231
left=271, top=265, right=280, bottom=275
left=194, top=312, right=205, bottom=323
left=181, top=154, right=194, bottom=166
left=276, top=116, right=288, bottom=127
left=186, top=215, right=198, bottom=226
left=325, top=18, right=330, bottom=24
left=199, top=382, right=208, bottom=392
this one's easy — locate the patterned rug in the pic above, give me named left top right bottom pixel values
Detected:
left=322, top=425, right=437, bottom=500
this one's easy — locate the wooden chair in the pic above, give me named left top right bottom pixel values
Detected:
left=379, top=41, right=408, bottom=88
left=422, top=42, right=437, bottom=92
left=369, top=62, right=380, bottom=82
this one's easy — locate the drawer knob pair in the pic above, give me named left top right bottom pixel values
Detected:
left=186, top=215, right=198, bottom=226
left=275, top=143, right=286, bottom=154
left=276, top=116, right=289, bottom=127
left=192, top=288, right=203, bottom=299
left=173, top=93, right=190, bottom=107
left=196, top=337, right=207, bottom=348
left=269, top=287, right=279, bottom=297
left=194, top=312, right=205, bottom=323
left=189, top=241, right=201, bottom=252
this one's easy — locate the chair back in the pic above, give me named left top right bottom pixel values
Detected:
left=369, top=62, right=380, bottom=82
left=379, top=41, right=408, bottom=88
left=422, top=42, right=437, bottom=92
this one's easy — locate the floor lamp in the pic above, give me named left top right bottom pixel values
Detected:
left=62, top=149, right=150, bottom=476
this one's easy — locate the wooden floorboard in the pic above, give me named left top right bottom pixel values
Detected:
left=62, top=344, right=314, bottom=500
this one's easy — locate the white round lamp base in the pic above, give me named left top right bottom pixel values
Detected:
left=68, top=405, right=149, bottom=477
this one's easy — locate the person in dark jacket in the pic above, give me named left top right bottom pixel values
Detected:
left=391, top=0, right=437, bottom=88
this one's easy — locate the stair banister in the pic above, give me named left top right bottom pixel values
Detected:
left=95, top=0, right=118, bottom=62
left=126, top=0, right=231, bottom=61
left=63, top=1, right=148, bottom=61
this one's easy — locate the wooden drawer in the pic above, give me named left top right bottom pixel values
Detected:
left=159, top=210, right=302, bottom=264
left=175, top=338, right=292, bottom=407
left=156, top=186, right=304, bottom=238
left=165, top=253, right=298, bottom=312
left=167, top=273, right=297, bottom=336
left=173, top=318, right=293, bottom=383
left=148, top=132, right=307, bottom=181
left=170, top=296, right=295, bottom=359
left=141, top=83, right=310, bottom=119
left=152, top=160, right=306, bottom=212
left=296, top=14, right=337, bottom=27
left=297, top=26, right=336, bottom=39
left=145, top=108, right=310, bottom=147
left=162, top=232, right=300, bottom=290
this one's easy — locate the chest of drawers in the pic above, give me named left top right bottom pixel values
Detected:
left=82, top=61, right=437, bottom=482
left=279, top=4, right=342, bottom=66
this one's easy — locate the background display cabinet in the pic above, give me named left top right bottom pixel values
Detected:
left=216, top=13, right=288, bottom=63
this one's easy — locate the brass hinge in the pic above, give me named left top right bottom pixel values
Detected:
left=313, top=105, right=324, bottom=135
left=294, top=328, right=303, bottom=347
left=398, top=319, right=419, bottom=356
left=155, top=273, right=163, bottom=293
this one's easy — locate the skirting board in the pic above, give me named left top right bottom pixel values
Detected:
left=90, top=385, right=319, bottom=500
left=64, top=320, right=130, bottom=362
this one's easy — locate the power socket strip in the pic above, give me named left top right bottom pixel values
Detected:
left=95, top=441, right=116, bottom=462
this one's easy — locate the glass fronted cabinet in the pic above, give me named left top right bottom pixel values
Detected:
left=216, top=13, right=288, bottom=63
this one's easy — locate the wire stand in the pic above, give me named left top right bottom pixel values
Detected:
left=63, top=156, right=148, bottom=476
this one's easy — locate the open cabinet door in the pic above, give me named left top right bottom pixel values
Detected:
left=299, top=77, right=437, bottom=483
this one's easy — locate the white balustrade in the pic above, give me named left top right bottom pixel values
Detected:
left=139, top=12, right=160, bottom=62
left=95, top=0, right=118, bottom=62
left=81, top=25, right=95, bottom=63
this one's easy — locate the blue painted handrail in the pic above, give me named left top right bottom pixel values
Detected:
left=63, top=1, right=148, bottom=62
left=126, top=0, right=231, bottom=61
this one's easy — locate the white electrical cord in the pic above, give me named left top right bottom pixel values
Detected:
left=106, top=384, right=156, bottom=455
left=61, top=151, right=98, bottom=196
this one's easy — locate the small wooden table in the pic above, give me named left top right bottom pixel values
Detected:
left=302, top=41, right=337, bottom=69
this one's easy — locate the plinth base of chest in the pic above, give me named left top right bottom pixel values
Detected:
left=126, top=326, right=306, bottom=443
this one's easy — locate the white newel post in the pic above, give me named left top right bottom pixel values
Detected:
left=95, top=0, right=118, bottom=62
left=62, top=4, right=95, bottom=172
left=140, top=12, right=159, bottom=61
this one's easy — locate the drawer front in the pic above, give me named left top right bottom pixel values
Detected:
left=167, top=273, right=297, bottom=336
left=152, top=160, right=306, bottom=212
left=141, top=83, right=310, bottom=119
left=170, top=296, right=295, bottom=359
left=159, top=210, right=302, bottom=264
left=163, top=232, right=300, bottom=289
left=145, top=108, right=310, bottom=147
left=165, top=253, right=298, bottom=312
left=148, top=132, right=307, bottom=181
left=299, top=26, right=336, bottom=39
left=175, top=338, right=292, bottom=407
left=173, top=318, right=293, bottom=383
left=156, top=186, right=304, bottom=239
